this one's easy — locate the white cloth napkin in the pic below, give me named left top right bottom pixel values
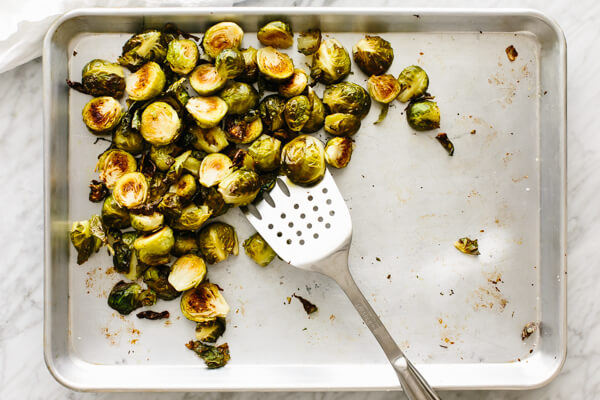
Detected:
left=0, top=0, right=236, bottom=74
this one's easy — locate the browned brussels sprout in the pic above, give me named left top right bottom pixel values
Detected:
left=257, top=47, right=295, bottom=82
left=322, top=82, right=371, bottom=120
left=113, top=172, right=149, bottom=209
left=130, top=211, right=164, bottom=233
left=217, top=169, right=261, bottom=206
left=247, top=134, right=282, bottom=172
left=324, top=113, right=361, bottom=137
left=243, top=233, right=276, bottom=267
left=311, top=38, right=350, bottom=84
left=194, top=186, right=230, bottom=218
left=199, top=153, right=233, bottom=188
left=215, top=48, right=245, bottom=80
left=259, top=94, right=286, bottom=132
left=168, top=254, right=207, bottom=291
left=181, top=282, right=230, bottom=322
left=189, top=63, right=227, bottom=96
left=118, top=30, right=168, bottom=71
left=70, top=217, right=103, bottom=265
left=195, top=318, right=226, bottom=343
left=324, top=136, right=354, bottom=168
left=367, top=74, right=401, bottom=124
left=302, top=86, right=326, bottom=133
left=172, top=231, right=200, bottom=257
left=223, top=112, right=263, bottom=144
left=297, top=29, right=321, bottom=56
left=67, top=59, right=125, bottom=98
left=219, top=81, right=259, bottom=115
left=125, top=61, right=166, bottom=101
left=89, top=180, right=108, bottom=203
left=284, top=95, right=312, bottom=132
left=238, top=47, right=259, bottom=83
left=186, top=96, right=228, bottom=129
left=202, top=22, right=244, bottom=59
left=82, top=96, right=122, bottom=133
left=352, top=35, right=394, bottom=76
left=140, top=101, right=181, bottom=146
left=101, top=194, right=131, bottom=229
left=166, top=39, right=199, bottom=75
left=186, top=341, right=230, bottom=369
left=170, top=173, right=197, bottom=202
left=143, top=265, right=181, bottom=301
left=279, top=69, right=308, bottom=98
left=406, top=100, right=440, bottom=131
left=96, top=149, right=137, bottom=189
left=197, top=222, right=239, bottom=264
left=172, top=204, right=212, bottom=231
left=108, top=281, right=156, bottom=315
left=149, top=143, right=180, bottom=172
left=397, top=65, right=429, bottom=103
left=133, top=226, right=174, bottom=266
left=257, top=21, right=294, bottom=48
left=281, top=135, right=326, bottom=186
left=189, top=125, right=229, bottom=154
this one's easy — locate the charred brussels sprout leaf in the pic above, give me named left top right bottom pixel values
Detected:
left=259, top=95, right=286, bottom=132
left=215, top=48, right=245, bottom=80
left=140, top=101, right=181, bottom=146
left=226, top=147, right=256, bottom=171
left=67, top=59, right=125, bottom=98
left=96, top=149, right=137, bottom=189
left=195, top=318, right=226, bottom=343
left=454, top=237, right=479, bottom=255
left=243, top=233, right=276, bottom=267
left=323, top=82, right=371, bottom=120
left=217, top=169, right=261, bottom=206
left=125, top=61, right=166, bottom=101
left=118, top=30, right=168, bottom=70
left=352, top=35, right=394, bottom=76
left=181, top=282, right=230, bottom=322
left=247, top=134, right=282, bottom=172
left=70, top=218, right=102, bottom=265
left=172, top=231, right=200, bottom=256
left=89, top=180, right=108, bottom=203
left=202, top=22, right=244, bottom=59
left=435, top=133, right=454, bottom=156
left=281, top=135, right=326, bottom=186
left=406, top=100, right=440, bottom=131
left=108, top=281, right=157, bottom=315
left=238, top=47, right=259, bottom=83
left=137, top=310, right=170, bottom=320
left=172, top=204, right=212, bottom=231
left=133, top=226, right=175, bottom=266
left=293, top=293, right=318, bottom=315
left=522, top=322, right=538, bottom=340
left=143, top=265, right=181, bottom=301
left=197, top=222, right=239, bottom=264
left=189, top=63, right=227, bottom=96
left=302, top=87, right=326, bottom=133
left=397, top=65, right=429, bottom=103
left=113, top=172, right=149, bottom=209
left=271, top=129, right=297, bottom=144
left=186, top=96, right=228, bottom=129
left=82, top=96, right=122, bottom=133
left=102, top=194, right=131, bottom=229
left=284, top=95, right=312, bottom=132
left=324, top=136, right=354, bottom=168
left=324, top=113, right=361, bottom=137
left=130, top=211, right=164, bottom=232
left=164, top=150, right=192, bottom=186
left=223, top=112, right=263, bottom=144
left=157, top=192, right=183, bottom=219
left=168, top=254, right=207, bottom=291
left=194, top=186, right=230, bottom=218
left=311, top=38, right=351, bottom=84
left=199, top=153, right=233, bottom=187
left=186, top=341, right=231, bottom=369
left=257, top=21, right=294, bottom=48
left=219, top=82, right=259, bottom=115
left=256, top=47, right=295, bottom=82
left=297, top=29, right=321, bottom=56
left=166, top=39, right=199, bottom=75
left=190, top=125, right=229, bottom=153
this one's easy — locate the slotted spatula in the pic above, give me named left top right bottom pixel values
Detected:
left=243, top=169, right=440, bottom=400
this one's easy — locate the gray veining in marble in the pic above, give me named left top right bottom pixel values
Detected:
left=0, top=0, right=598, bottom=398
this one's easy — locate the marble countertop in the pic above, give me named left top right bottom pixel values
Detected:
left=1, top=0, right=597, bottom=399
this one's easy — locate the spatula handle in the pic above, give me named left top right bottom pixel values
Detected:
left=337, top=270, right=440, bottom=400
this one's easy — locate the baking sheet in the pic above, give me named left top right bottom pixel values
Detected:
left=43, top=8, right=566, bottom=391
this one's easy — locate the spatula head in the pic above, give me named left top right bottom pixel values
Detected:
left=243, top=169, right=352, bottom=269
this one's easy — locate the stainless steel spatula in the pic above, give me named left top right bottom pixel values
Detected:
left=243, top=170, right=440, bottom=400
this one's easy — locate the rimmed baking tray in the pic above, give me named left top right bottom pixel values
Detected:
left=43, top=7, right=566, bottom=391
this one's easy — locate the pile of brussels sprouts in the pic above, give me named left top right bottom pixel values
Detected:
left=69, top=21, right=439, bottom=369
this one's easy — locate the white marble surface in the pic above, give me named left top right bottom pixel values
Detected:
left=0, top=0, right=598, bottom=398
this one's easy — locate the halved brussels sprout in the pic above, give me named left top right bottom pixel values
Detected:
left=259, top=95, right=286, bottom=132
left=183, top=155, right=204, bottom=178
left=186, top=96, right=228, bottom=129
left=397, top=65, right=429, bottom=103
left=238, top=47, right=259, bottom=83
left=219, top=82, right=259, bottom=115
left=257, top=21, right=293, bottom=48
left=325, top=136, right=354, bottom=168
left=172, top=231, right=199, bottom=256
left=284, top=95, right=312, bottom=132
left=163, top=77, right=190, bottom=109
left=150, top=144, right=180, bottom=171
left=194, top=186, right=230, bottom=218
left=102, top=194, right=131, bottom=229
left=202, top=22, right=244, bottom=59
left=352, top=35, right=394, bottom=76
left=406, top=100, right=441, bottom=131
left=164, top=149, right=191, bottom=186
left=217, top=169, right=261, bottom=206
left=323, top=82, right=371, bottom=120
left=172, top=204, right=212, bottom=231
left=171, top=173, right=197, bottom=202
left=181, top=282, right=230, bottom=322
left=133, top=226, right=174, bottom=266
left=243, top=233, right=276, bottom=267
left=125, top=61, right=166, bottom=101
left=215, top=48, right=245, bottom=80
left=195, top=318, right=226, bottom=343
left=279, top=69, right=308, bottom=98
left=82, top=96, right=122, bottom=133
left=130, top=211, right=164, bottom=232
left=257, top=47, right=295, bottom=82
left=247, top=134, right=282, bottom=172
left=281, top=135, right=326, bottom=186
left=168, top=254, right=207, bottom=291
left=311, top=38, right=351, bottom=84
left=223, top=112, right=263, bottom=144
left=189, top=63, right=227, bottom=96
left=113, top=128, right=144, bottom=155
left=67, top=59, right=125, bottom=98
left=157, top=192, right=183, bottom=219
left=367, top=74, right=401, bottom=124
left=108, top=281, right=156, bottom=315
left=143, top=265, right=181, bottom=301
left=70, top=218, right=102, bottom=265
left=324, top=113, right=361, bottom=136
left=297, top=29, right=321, bottom=56
left=96, top=149, right=137, bottom=189
left=140, top=101, right=181, bottom=146
left=190, top=125, right=229, bottom=153
left=197, top=222, right=239, bottom=264
left=199, top=153, right=233, bottom=187
left=166, top=39, right=199, bottom=75
left=113, top=172, right=149, bottom=209
left=118, top=30, right=168, bottom=71
left=113, top=231, right=139, bottom=277
left=226, top=147, right=256, bottom=171
left=302, top=86, right=326, bottom=133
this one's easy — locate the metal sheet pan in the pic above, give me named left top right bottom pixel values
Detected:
left=43, top=8, right=567, bottom=391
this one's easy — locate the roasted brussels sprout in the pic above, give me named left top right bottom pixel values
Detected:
left=243, top=233, right=276, bottom=267
left=149, top=144, right=180, bottom=172
left=102, top=194, right=131, bottom=229
left=190, top=125, right=229, bottom=153
left=113, top=172, right=149, bottom=209
left=108, top=281, right=156, bottom=315
left=96, top=149, right=137, bottom=189
left=125, top=61, right=166, bottom=101
left=367, top=74, right=401, bottom=124
left=163, top=77, right=190, bottom=109
left=223, top=112, right=263, bottom=144
left=173, top=204, right=212, bottom=231
left=397, top=65, right=429, bottom=103
left=197, top=222, right=239, bottom=264
left=67, top=59, right=125, bottom=98
left=140, top=101, right=181, bottom=146
left=130, top=211, right=164, bottom=232
left=281, top=135, right=326, bottom=186
left=157, top=192, right=183, bottom=219
left=259, top=95, right=286, bottom=132
left=189, top=63, right=227, bottom=96
left=199, top=153, right=233, bottom=187
left=257, top=21, right=293, bottom=49
left=279, top=69, right=308, bottom=98
left=217, top=169, right=261, bottom=206
left=202, top=22, right=244, bottom=59
left=226, top=147, right=256, bottom=171
left=301, top=86, right=326, bottom=133
left=180, top=282, right=230, bottom=322
left=166, top=39, right=199, bottom=75
left=195, top=318, right=226, bottom=343
left=195, top=186, right=230, bottom=218
left=186, top=341, right=230, bottom=369
left=219, top=82, right=259, bottom=115
left=352, top=35, right=394, bottom=76
left=322, top=82, right=371, bottom=120
left=283, top=95, right=312, bottom=132
left=89, top=180, right=108, bottom=203
left=324, top=113, right=359, bottom=136
left=113, top=231, right=139, bottom=278
left=186, top=96, right=228, bottom=129
left=297, top=29, right=321, bottom=56
left=168, top=254, right=207, bottom=291
left=311, top=38, right=351, bottom=84
left=215, top=48, right=245, bottom=80
left=435, top=132, right=454, bottom=156
left=143, top=265, right=181, bottom=301
left=256, top=47, right=295, bottom=82
left=133, top=226, right=174, bottom=266
left=113, top=127, right=144, bottom=154
left=454, top=237, right=479, bottom=255
left=406, top=100, right=440, bottom=131
left=82, top=96, right=122, bottom=133
left=172, top=231, right=200, bottom=256
left=183, top=154, right=204, bottom=178
left=171, top=173, right=197, bottom=202
left=271, top=128, right=297, bottom=143
left=118, top=30, right=168, bottom=70
left=70, top=218, right=102, bottom=265
left=247, top=134, right=281, bottom=172
left=324, top=136, right=354, bottom=168
left=238, top=47, right=259, bottom=83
